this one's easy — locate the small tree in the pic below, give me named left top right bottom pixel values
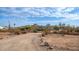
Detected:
left=53, top=25, right=59, bottom=30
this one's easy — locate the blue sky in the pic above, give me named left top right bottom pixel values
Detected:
left=0, top=7, right=79, bottom=27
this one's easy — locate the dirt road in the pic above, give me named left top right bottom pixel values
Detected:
left=0, top=33, right=46, bottom=51
left=0, top=33, right=79, bottom=51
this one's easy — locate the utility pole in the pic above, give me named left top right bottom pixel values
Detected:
left=8, top=19, right=11, bottom=30
left=14, top=23, right=16, bottom=28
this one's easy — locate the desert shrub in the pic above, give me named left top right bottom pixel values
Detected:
left=0, top=37, right=3, bottom=40
left=41, top=29, right=50, bottom=37
left=21, top=30, right=27, bottom=34
left=0, top=29, right=9, bottom=32
left=43, top=29, right=49, bottom=35
left=53, top=31, right=58, bottom=34
left=42, top=32, right=45, bottom=37
left=13, top=29, right=21, bottom=35
left=20, top=28, right=25, bottom=31
left=0, top=29, right=3, bottom=32
left=32, top=29, right=38, bottom=33
left=53, top=26, right=59, bottom=31
left=75, top=27, right=79, bottom=32
left=14, top=31, right=20, bottom=35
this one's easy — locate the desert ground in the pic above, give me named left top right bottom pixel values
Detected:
left=0, top=32, right=79, bottom=51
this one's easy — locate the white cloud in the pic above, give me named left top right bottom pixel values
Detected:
left=0, top=7, right=79, bottom=21
left=48, top=7, right=79, bottom=20
left=63, top=8, right=74, bottom=12
left=56, top=7, right=74, bottom=13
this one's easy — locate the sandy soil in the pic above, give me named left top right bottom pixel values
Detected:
left=44, top=34, right=79, bottom=51
left=0, top=33, right=47, bottom=51
left=0, top=33, right=79, bottom=51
